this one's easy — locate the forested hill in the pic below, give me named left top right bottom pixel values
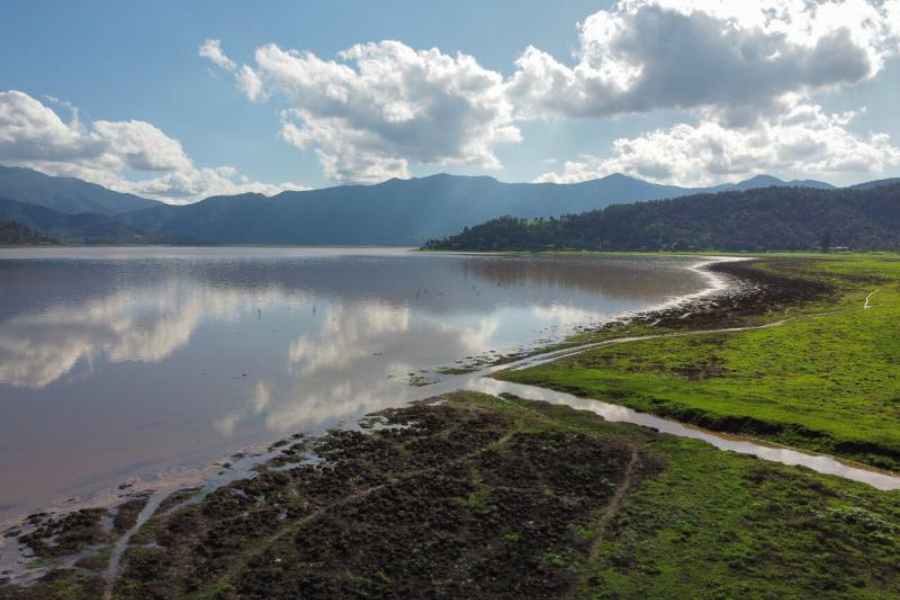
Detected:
left=424, top=184, right=900, bottom=252
left=0, top=220, right=57, bottom=245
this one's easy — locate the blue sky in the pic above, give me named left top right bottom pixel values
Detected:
left=2, top=1, right=900, bottom=202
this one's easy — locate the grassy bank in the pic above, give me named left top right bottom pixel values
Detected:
left=4, top=391, right=897, bottom=599
left=500, top=254, right=900, bottom=470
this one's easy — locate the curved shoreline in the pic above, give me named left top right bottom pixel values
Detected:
left=0, top=253, right=725, bottom=585
left=0, top=254, right=722, bottom=531
left=4, top=253, right=897, bottom=590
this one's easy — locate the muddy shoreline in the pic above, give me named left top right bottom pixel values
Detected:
left=0, top=256, right=733, bottom=528
left=596, top=257, right=832, bottom=332
left=1, top=395, right=656, bottom=597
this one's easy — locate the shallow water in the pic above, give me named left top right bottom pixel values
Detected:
left=0, top=246, right=710, bottom=521
left=466, top=379, right=900, bottom=491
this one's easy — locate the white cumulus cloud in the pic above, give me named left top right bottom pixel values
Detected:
left=509, top=0, right=900, bottom=125
left=535, top=103, right=900, bottom=186
left=203, top=40, right=521, bottom=183
left=0, top=90, right=306, bottom=203
left=199, top=39, right=236, bottom=71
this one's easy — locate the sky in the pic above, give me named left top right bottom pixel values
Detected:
left=2, top=0, right=900, bottom=204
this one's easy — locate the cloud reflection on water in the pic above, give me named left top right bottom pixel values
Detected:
left=0, top=282, right=310, bottom=388
left=0, top=248, right=709, bottom=521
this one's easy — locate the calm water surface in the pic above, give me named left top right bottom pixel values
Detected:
left=0, top=247, right=709, bottom=521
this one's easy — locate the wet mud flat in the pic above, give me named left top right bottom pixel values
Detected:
left=603, top=258, right=834, bottom=332
left=0, top=493, right=151, bottom=598
left=1, top=393, right=655, bottom=598
left=0, top=442, right=292, bottom=595
left=4, top=390, right=898, bottom=599
left=114, top=396, right=651, bottom=598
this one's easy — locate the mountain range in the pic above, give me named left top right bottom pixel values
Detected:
left=0, top=163, right=893, bottom=245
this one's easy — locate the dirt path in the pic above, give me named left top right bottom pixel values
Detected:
left=587, top=448, right=640, bottom=563
left=504, top=294, right=882, bottom=375
left=505, top=320, right=790, bottom=373
left=563, top=446, right=640, bottom=598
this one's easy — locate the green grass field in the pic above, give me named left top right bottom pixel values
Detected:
left=491, top=395, right=900, bottom=599
left=500, top=254, right=900, bottom=470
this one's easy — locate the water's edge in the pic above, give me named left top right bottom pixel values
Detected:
left=3, top=254, right=898, bottom=587
left=0, top=254, right=730, bottom=533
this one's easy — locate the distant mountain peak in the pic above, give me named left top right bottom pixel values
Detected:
left=599, top=172, right=640, bottom=182
left=741, top=174, right=784, bottom=185
left=0, top=164, right=161, bottom=215
left=417, top=172, right=499, bottom=183
left=715, top=174, right=834, bottom=192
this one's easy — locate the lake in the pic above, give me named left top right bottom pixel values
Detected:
left=0, top=247, right=712, bottom=522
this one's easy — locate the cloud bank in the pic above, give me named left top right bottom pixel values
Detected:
left=536, top=102, right=900, bottom=186
left=524, top=0, right=900, bottom=185
left=202, top=0, right=900, bottom=187
left=0, top=90, right=306, bottom=203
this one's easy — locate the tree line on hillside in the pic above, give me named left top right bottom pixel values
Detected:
left=0, top=220, right=57, bottom=245
left=424, top=185, right=900, bottom=252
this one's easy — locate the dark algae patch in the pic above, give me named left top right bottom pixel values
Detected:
left=0, top=569, right=108, bottom=600
left=2, top=391, right=899, bottom=598
left=16, top=508, right=110, bottom=558
left=2, top=509, right=113, bottom=599
left=156, top=487, right=203, bottom=516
